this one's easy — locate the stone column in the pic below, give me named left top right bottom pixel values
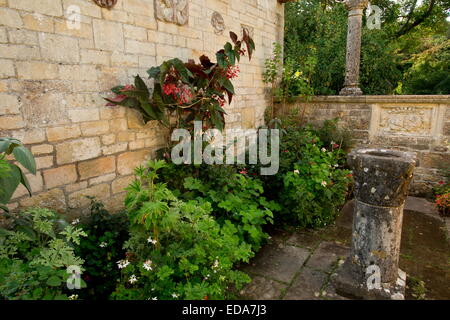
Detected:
left=339, top=0, right=368, bottom=96
left=333, top=148, right=417, bottom=299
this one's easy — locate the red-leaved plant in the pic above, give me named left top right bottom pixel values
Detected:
left=105, top=30, right=255, bottom=135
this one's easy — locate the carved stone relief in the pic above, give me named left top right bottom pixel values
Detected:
left=155, top=0, right=189, bottom=26
left=378, top=107, right=433, bottom=135
left=211, top=11, right=225, bottom=35
left=92, top=0, right=118, bottom=9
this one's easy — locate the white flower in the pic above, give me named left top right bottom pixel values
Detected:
left=334, top=164, right=339, bottom=167
left=71, top=218, right=80, bottom=225
left=293, top=169, right=299, bottom=174
left=129, top=274, right=138, bottom=284
left=152, top=297, right=158, bottom=300
left=147, top=236, right=157, bottom=245
left=171, top=293, right=179, bottom=298
left=321, top=181, right=327, bottom=187
left=212, top=259, right=219, bottom=269
left=143, top=260, right=153, bottom=271
left=117, top=259, right=130, bottom=269
left=321, top=148, right=327, bottom=152
left=99, top=242, right=107, bottom=248
left=68, top=294, right=78, bottom=300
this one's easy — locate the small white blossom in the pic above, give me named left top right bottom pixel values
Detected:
left=143, top=260, right=153, bottom=271
left=117, top=259, right=130, bottom=269
left=71, top=218, right=80, bottom=225
left=334, top=164, right=339, bottom=167
left=321, top=148, right=327, bottom=152
left=321, top=181, right=327, bottom=187
left=99, top=242, right=107, bottom=248
left=68, top=294, right=78, bottom=300
left=293, top=169, right=299, bottom=174
left=129, top=274, right=138, bottom=284
left=152, top=297, right=158, bottom=300
left=147, top=236, right=157, bottom=245
left=212, top=259, right=219, bottom=269
left=171, top=293, right=179, bottom=299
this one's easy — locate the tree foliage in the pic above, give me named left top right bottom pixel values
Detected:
left=284, top=0, right=450, bottom=95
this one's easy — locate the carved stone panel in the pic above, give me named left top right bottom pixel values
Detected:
left=378, top=107, right=433, bottom=135
left=155, top=0, right=189, bottom=26
left=92, top=0, right=118, bottom=9
left=211, top=11, right=225, bottom=35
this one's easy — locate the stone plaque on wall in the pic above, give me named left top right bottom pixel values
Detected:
left=155, top=0, right=189, bottom=26
left=369, top=104, right=445, bottom=140
left=378, top=107, right=433, bottom=135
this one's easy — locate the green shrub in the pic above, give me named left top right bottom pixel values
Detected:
left=111, top=160, right=253, bottom=300
left=74, top=198, right=129, bottom=300
left=0, top=207, right=86, bottom=300
left=281, top=141, right=352, bottom=227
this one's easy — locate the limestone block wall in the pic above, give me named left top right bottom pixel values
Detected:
left=277, top=95, right=450, bottom=197
left=0, top=0, right=284, bottom=214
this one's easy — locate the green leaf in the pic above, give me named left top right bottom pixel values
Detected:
left=0, top=163, right=21, bottom=204
left=147, top=66, right=160, bottom=79
left=19, top=168, right=33, bottom=197
left=46, top=275, right=62, bottom=287
left=12, top=146, right=36, bottom=174
left=222, top=79, right=235, bottom=94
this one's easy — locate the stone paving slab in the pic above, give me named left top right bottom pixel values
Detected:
left=238, top=197, right=450, bottom=300
left=239, top=276, right=287, bottom=300
left=283, top=267, right=328, bottom=300
left=242, top=243, right=310, bottom=283
left=306, top=242, right=350, bottom=272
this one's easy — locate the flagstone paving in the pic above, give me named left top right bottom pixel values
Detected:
left=238, top=197, right=450, bottom=300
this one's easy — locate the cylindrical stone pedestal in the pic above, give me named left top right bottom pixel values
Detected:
left=333, top=148, right=417, bottom=299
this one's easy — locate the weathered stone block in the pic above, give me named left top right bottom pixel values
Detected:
left=78, top=156, right=116, bottom=180
left=36, top=156, right=54, bottom=170
left=43, top=165, right=78, bottom=189
left=102, top=142, right=128, bottom=155
left=56, top=137, right=101, bottom=164
left=0, top=59, right=15, bottom=78
left=10, top=0, right=63, bottom=16
left=117, top=150, right=150, bottom=175
left=112, top=175, right=134, bottom=194
left=31, top=144, right=54, bottom=155
left=20, top=188, right=67, bottom=213
left=0, top=8, right=23, bottom=28
left=68, top=183, right=110, bottom=208
left=39, top=33, right=79, bottom=63
left=80, top=120, right=109, bottom=136
left=47, top=125, right=82, bottom=142
left=0, top=93, right=20, bottom=114
left=92, top=19, right=124, bottom=51
left=0, top=115, right=24, bottom=129
left=17, top=61, right=58, bottom=80
left=68, top=109, right=100, bottom=123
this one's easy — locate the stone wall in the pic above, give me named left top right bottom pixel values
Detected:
left=0, top=0, right=284, bottom=214
left=277, top=95, right=450, bottom=197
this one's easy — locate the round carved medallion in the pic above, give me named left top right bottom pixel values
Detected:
left=93, top=0, right=118, bottom=9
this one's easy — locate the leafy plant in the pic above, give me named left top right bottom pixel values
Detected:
left=0, top=207, right=87, bottom=300
left=0, top=137, right=36, bottom=211
left=105, top=31, right=255, bottom=138
left=74, top=198, right=129, bottom=300
left=112, top=160, right=253, bottom=300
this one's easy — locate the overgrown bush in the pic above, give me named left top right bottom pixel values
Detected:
left=0, top=208, right=86, bottom=300
left=111, top=160, right=254, bottom=300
